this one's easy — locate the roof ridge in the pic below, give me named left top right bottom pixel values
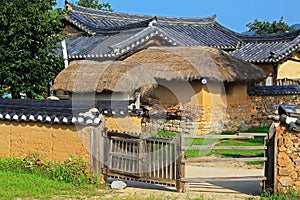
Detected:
left=237, top=29, right=300, bottom=42
left=67, top=2, right=216, bottom=25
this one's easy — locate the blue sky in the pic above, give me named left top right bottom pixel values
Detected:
left=56, top=0, right=300, bottom=33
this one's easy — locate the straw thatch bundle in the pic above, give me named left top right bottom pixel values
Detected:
left=53, top=46, right=266, bottom=93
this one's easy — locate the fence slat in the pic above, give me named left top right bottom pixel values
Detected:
left=182, top=176, right=267, bottom=182
left=184, top=145, right=267, bottom=150
left=238, top=132, right=268, bottom=137
left=182, top=157, right=267, bottom=163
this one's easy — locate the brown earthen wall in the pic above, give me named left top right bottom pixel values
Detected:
left=0, top=121, right=94, bottom=162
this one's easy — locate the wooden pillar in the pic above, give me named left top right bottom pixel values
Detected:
left=176, top=135, right=186, bottom=192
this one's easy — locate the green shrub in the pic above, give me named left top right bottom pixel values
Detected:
left=0, top=157, right=24, bottom=172
left=51, top=156, right=99, bottom=185
left=0, top=152, right=101, bottom=186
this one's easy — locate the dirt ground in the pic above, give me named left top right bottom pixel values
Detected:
left=104, top=160, right=265, bottom=200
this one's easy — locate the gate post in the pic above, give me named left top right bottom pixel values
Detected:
left=176, top=135, right=186, bottom=192
left=264, top=123, right=276, bottom=193
left=102, top=128, right=109, bottom=181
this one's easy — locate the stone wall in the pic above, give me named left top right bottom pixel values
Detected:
left=274, top=124, right=300, bottom=193
left=251, top=94, right=300, bottom=128
left=140, top=94, right=300, bottom=134
left=0, top=120, right=100, bottom=163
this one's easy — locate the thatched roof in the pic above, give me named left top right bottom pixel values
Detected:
left=125, top=46, right=266, bottom=83
left=52, top=60, right=157, bottom=94
left=53, top=46, right=266, bottom=93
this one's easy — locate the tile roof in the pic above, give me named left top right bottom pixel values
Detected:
left=0, top=99, right=144, bottom=125
left=0, top=100, right=104, bottom=126
left=232, top=31, right=300, bottom=63
left=63, top=2, right=300, bottom=64
left=248, top=85, right=300, bottom=96
left=64, top=2, right=242, bottom=59
left=268, top=104, right=300, bottom=132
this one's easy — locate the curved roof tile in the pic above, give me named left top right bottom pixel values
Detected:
left=0, top=100, right=104, bottom=126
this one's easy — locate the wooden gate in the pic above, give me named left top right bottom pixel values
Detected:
left=91, top=129, right=273, bottom=193
left=91, top=130, right=182, bottom=188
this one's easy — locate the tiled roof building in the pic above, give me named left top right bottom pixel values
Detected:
left=63, top=2, right=300, bottom=65
left=63, top=2, right=243, bottom=60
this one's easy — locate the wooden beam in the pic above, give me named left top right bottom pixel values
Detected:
left=182, top=157, right=267, bottom=163
left=182, top=134, right=254, bottom=139
left=184, top=145, right=267, bottom=150
left=182, top=176, right=267, bottom=182
left=238, top=132, right=268, bottom=137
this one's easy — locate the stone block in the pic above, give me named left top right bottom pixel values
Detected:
left=294, top=181, right=300, bottom=192
left=176, top=128, right=182, bottom=133
left=173, top=120, right=180, bottom=125
left=279, top=177, right=292, bottom=187
left=292, top=137, right=299, bottom=144
left=278, top=158, right=292, bottom=167
left=294, top=159, right=300, bottom=166
left=279, top=168, right=291, bottom=176
left=278, top=137, right=284, bottom=146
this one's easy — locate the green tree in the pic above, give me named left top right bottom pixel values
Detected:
left=246, top=17, right=295, bottom=34
left=0, top=0, right=65, bottom=99
left=76, top=0, right=113, bottom=11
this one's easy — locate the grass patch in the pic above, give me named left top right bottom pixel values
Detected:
left=154, top=131, right=178, bottom=137
left=241, top=126, right=269, bottom=133
left=0, top=170, right=103, bottom=200
left=0, top=152, right=108, bottom=200
left=184, top=127, right=267, bottom=159
left=260, top=191, right=300, bottom=200
left=185, top=136, right=265, bottom=159
left=247, top=160, right=264, bottom=165
left=211, top=136, right=265, bottom=158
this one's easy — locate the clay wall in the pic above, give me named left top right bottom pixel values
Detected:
left=0, top=121, right=97, bottom=162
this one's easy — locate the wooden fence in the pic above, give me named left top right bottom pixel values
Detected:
left=91, top=129, right=272, bottom=192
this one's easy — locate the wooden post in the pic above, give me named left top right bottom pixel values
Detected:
left=176, top=135, right=186, bottom=192
left=90, top=127, right=95, bottom=173
left=138, top=139, right=144, bottom=176
left=264, top=123, right=276, bottom=193
left=103, top=128, right=109, bottom=181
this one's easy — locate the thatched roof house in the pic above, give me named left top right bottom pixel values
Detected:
left=53, top=46, right=265, bottom=95
left=62, top=1, right=300, bottom=93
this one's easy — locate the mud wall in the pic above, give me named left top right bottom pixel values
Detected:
left=0, top=120, right=98, bottom=162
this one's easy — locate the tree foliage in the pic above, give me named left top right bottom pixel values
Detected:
left=0, top=0, right=65, bottom=99
left=246, top=17, right=295, bottom=34
left=76, top=0, right=113, bottom=11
